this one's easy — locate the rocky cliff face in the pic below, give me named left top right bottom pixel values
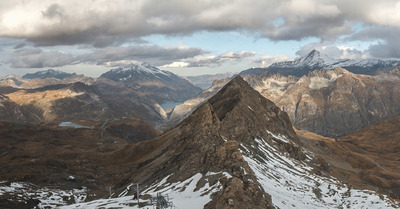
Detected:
left=246, top=67, right=400, bottom=137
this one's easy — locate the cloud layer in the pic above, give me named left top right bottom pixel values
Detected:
left=1, top=1, right=400, bottom=47
left=5, top=45, right=208, bottom=68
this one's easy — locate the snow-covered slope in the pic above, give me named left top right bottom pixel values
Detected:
left=240, top=134, right=398, bottom=209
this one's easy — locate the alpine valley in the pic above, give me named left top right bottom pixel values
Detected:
left=1, top=52, right=400, bottom=209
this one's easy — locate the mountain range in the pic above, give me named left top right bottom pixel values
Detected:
left=167, top=67, right=400, bottom=137
left=1, top=76, right=398, bottom=208
left=0, top=63, right=201, bottom=126
left=245, top=67, right=400, bottom=137
left=241, top=49, right=399, bottom=76
left=1, top=51, right=400, bottom=208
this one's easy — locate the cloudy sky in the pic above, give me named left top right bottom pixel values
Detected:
left=0, top=0, right=399, bottom=77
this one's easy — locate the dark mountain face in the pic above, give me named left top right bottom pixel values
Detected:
left=22, top=69, right=77, bottom=80
left=99, top=63, right=201, bottom=103
left=240, top=49, right=399, bottom=76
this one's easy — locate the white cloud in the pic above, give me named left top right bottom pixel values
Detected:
left=253, top=55, right=290, bottom=67
left=296, top=42, right=370, bottom=59
left=179, top=51, right=257, bottom=67
left=161, top=62, right=190, bottom=68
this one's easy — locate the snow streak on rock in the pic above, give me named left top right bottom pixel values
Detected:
left=240, top=135, right=398, bottom=209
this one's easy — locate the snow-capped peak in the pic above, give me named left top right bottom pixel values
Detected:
left=108, top=63, right=171, bottom=77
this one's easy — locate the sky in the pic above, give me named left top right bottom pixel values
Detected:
left=0, top=0, right=400, bottom=77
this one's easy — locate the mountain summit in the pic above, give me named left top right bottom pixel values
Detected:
left=99, top=63, right=201, bottom=103
left=106, top=76, right=299, bottom=208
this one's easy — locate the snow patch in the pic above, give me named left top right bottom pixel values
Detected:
left=0, top=182, right=87, bottom=208
left=62, top=173, right=224, bottom=209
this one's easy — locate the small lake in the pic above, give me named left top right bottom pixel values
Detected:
left=160, top=102, right=182, bottom=111
left=59, top=122, right=93, bottom=129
